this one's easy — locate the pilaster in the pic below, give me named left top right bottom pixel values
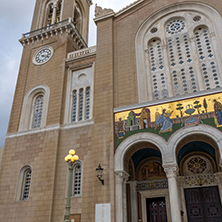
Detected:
left=115, top=171, right=129, bottom=222
left=164, top=165, right=182, bottom=222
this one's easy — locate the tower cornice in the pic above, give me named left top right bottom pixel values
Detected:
left=19, top=18, right=87, bottom=49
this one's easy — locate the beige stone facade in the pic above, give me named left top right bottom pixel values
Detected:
left=1, top=0, right=222, bottom=222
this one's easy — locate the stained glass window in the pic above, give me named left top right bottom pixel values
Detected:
left=194, top=26, right=221, bottom=89
left=85, top=87, right=90, bottom=120
left=79, top=89, right=83, bottom=121
left=148, top=38, right=168, bottom=100
left=166, top=20, right=198, bottom=96
left=72, top=90, right=77, bottom=122
left=22, top=169, right=32, bottom=200
left=32, top=95, right=44, bottom=128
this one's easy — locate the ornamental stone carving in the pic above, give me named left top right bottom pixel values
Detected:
left=94, top=4, right=114, bottom=19
left=164, top=165, right=179, bottom=179
left=115, top=171, right=129, bottom=183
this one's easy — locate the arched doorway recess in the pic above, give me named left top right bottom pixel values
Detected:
left=176, top=135, right=222, bottom=222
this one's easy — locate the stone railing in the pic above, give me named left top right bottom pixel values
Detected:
left=19, top=18, right=87, bottom=49
left=67, top=46, right=96, bottom=60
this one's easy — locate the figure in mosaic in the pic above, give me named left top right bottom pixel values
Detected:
left=213, top=99, right=222, bottom=127
left=116, top=118, right=125, bottom=139
left=140, top=108, right=151, bottom=129
left=184, top=104, right=200, bottom=126
left=154, top=109, right=173, bottom=133
left=141, top=162, right=165, bottom=180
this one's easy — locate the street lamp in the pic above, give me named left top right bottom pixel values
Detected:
left=96, top=164, right=104, bottom=185
left=64, top=149, right=79, bottom=222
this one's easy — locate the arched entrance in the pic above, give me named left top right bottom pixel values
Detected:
left=114, top=127, right=222, bottom=222
left=124, top=142, right=170, bottom=222
left=176, top=135, right=222, bottom=222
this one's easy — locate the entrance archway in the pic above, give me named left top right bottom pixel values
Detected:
left=124, top=143, right=170, bottom=222
left=176, top=137, right=222, bottom=222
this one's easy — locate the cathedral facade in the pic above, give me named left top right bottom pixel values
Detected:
left=1, top=0, right=222, bottom=221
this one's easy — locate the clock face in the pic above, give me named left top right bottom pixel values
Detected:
left=33, top=46, right=53, bottom=65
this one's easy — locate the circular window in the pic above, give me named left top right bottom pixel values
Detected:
left=185, top=156, right=210, bottom=175
left=193, top=16, right=201, bottom=22
left=166, top=19, right=186, bottom=34
left=150, top=27, right=158, bottom=33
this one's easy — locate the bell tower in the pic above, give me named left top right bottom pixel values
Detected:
left=30, top=0, right=92, bottom=44
left=0, top=1, right=92, bottom=221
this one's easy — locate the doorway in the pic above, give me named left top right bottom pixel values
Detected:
left=184, top=186, right=222, bottom=222
left=146, top=197, right=167, bottom=222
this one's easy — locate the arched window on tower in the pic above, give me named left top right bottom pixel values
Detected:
left=22, top=168, right=32, bottom=200
left=71, top=86, right=92, bottom=123
left=85, top=87, right=91, bottom=120
left=73, top=2, right=82, bottom=32
left=15, top=166, right=32, bottom=201
left=46, top=3, right=53, bottom=26
left=19, top=85, right=50, bottom=132
left=56, top=0, right=62, bottom=23
left=32, top=94, right=44, bottom=128
left=64, top=66, right=94, bottom=125
left=72, top=162, right=82, bottom=197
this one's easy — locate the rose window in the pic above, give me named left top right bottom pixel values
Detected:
left=166, top=19, right=186, bottom=34
left=187, top=157, right=207, bottom=174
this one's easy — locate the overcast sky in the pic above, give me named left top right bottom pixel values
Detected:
left=0, top=0, right=134, bottom=147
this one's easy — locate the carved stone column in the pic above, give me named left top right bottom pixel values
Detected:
left=164, top=165, right=182, bottom=222
left=115, top=171, right=130, bottom=222
left=162, top=44, right=174, bottom=97
left=51, top=4, right=57, bottom=24
left=214, top=172, right=222, bottom=203
left=129, top=181, right=138, bottom=222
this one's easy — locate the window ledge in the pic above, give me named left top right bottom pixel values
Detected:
left=61, top=119, right=94, bottom=130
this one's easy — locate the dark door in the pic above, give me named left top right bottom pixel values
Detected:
left=146, top=197, right=167, bottom=222
left=184, top=186, right=222, bottom=222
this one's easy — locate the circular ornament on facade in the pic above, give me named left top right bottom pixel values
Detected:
left=184, top=155, right=213, bottom=176
left=193, top=16, right=201, bottom=22
left=166, top=19, right=186, bottom=34
left=150, top=27, right=158, bottom=34
left=33, top=46, right=54, bottom=65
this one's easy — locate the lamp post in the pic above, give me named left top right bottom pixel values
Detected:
left=96, top=164, right=104, bottom=185
left=64, top=149, right=79, bottom=222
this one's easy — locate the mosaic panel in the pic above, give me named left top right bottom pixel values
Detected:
left=115, top=93, right=222, bottom=149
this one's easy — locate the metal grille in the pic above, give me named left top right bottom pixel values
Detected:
left=137, top=179, right=168, bottom=191
left=23, top=169, right=32, bottom=200
left=73, top=165, right=81, bottom=196
left=32, top=95, right=44, bottom=128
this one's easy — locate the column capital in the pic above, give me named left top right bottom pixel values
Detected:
left=214, top=172, right=222, bottom=183
left=115, top=170, right=129, bottom=183
left=52, top=3, right=58, bottom=8
left=163, top=164, right=179, bottom=179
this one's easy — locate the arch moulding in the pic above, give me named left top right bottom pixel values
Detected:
left=135, top=2, right=222, bottom=102
left=114, top=125, right=222, bottom=172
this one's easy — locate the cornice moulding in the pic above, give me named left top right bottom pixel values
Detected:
left=19, top=19, right=87, bottom=49
left=114, top=87, right=222, bottom=113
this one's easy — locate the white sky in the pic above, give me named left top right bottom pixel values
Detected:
left=0, top=0, right=135, bottom=147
